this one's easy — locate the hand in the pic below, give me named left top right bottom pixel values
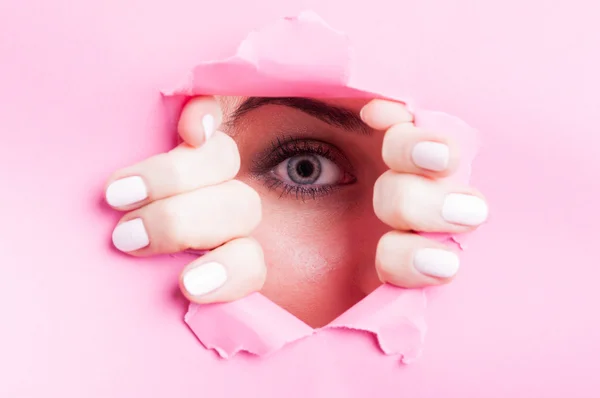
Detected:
left=105, top=96, right=266, bottom=304
left=105, top=96, right=488, bottom=308
left=361, top=99, right=488, bottom=288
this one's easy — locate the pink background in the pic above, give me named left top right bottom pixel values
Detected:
left=1, top=0, right=599, bottom=397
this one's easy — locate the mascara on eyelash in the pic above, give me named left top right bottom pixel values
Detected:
left=250, top=136, right=348, bottom=174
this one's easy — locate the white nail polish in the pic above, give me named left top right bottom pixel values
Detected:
left=414, top=248, right=460, bottom=278
left=106, top=176, right=148, bottom=207
left=442, top=193, right=489, bottom=226
left=112, top=218, right=149, bottom=252
left=202, top=114, right=215, bottom=141
left=412, top=142, right=449, bottom=171
left=182, top=262, right=227, bottom=296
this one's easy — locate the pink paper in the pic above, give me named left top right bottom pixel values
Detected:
left=186, top=286, right=429, bottom=364
left=173, top=11, right=479, bottom=362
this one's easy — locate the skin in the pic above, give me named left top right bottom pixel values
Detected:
left=105, top=96, right=488, bottom=328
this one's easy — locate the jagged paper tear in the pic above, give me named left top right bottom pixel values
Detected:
left=166, top=11, right=480, bottom=364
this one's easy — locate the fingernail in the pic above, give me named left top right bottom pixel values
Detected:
left=412, top=142, right=449, bottom=171
left=442, top=193, right=488, bottom=226
left=182, top=261, right=227, bottom=296
left=106, top=176, right=148, bottom=207
left=112, top=218, right=149, bottom=252
left=202, top=114, right=215, bottom=141
left=414, top=248, right=460, bottom=278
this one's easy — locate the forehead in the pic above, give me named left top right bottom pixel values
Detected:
left=217, top=96, right=370, bottom=118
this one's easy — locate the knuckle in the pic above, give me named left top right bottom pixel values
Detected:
left=163, top=151, right=190, bottom=192
left=382, top=125, right=417, bottom=168
left=376, top=232, right=425, bottom=287
left=372, top=171, right=394, bottom=218
left=234, top=238, right=267, bottom=284
left=217, top=133, right=241, bottom=176
left=228, top=180, right=262, bottom=228
left=395, top=197, right=420, bottom=230
left=374, top=172, right=420, bottom=229
left=392, top=175, right=423, bottom=229
left=153, top=198, right=185, bottom=243
left=385, top=122, right=417, bottom=140
left=376, top=232, right=401, bottom=276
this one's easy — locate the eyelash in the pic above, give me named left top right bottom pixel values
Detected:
left=250, top=136, right=356, bottom=200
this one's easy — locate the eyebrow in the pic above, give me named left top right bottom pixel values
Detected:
left=228, top=97, right=370, bottom=135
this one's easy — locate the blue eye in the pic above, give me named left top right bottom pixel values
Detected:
left=249, top=137, right=357, bottom=200
left=273, top=154, right=342, bottom=186
left=288, top=155, right=320, bottom=184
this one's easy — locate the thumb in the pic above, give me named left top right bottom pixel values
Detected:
left=177, top=96, right=223, bottom=147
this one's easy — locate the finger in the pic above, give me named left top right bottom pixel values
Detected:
left=373, top=171, right=488, bottom=233
left=177, top=96, right=223, bottom=147
left=382, top=123, right=460, bottom=177
left=376, top=231, right=459, bottom=288
left=360, top=99, right=414, bottom=130
left=105, top=132, right=240, bottom=210
left=111, top=180, right=261, bottom=255
left=179, top=237, right=266, bottom=304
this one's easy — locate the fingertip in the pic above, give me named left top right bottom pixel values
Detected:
left=412, top=247, right=460, bottom=279
left=411, top=137, right=461, bottom=178
left=111, top=217, right=150, bottom=254
left=361, top=99, right=413, bottom=130
left=179, top=238, right=266, bottom=304
left=177, top=96, right=223, bottom=147
left=376, top=232, right=458, bottom=289
left=180, top=260, right=229, bottom=303
left=442, top=192, right=489, bottom=228
left=105, top=175, right=149, bottom=210
left=381, top=124, right=461, bottom=178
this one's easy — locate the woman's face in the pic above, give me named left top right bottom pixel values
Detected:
left=108, top=94, right=486, bottom=328
left=219, top=97, right=389, bottom=327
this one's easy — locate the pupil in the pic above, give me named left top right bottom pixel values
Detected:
left=287, top=155, right=321, bottom=184
left=296, top=160, right=314, bottom=177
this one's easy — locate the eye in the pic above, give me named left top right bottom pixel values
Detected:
left=249, top=137, right=357, bottom=200
left=272, top=154, right=342, bottom=186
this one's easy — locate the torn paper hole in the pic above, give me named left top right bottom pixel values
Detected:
left=165, top=10, right=480, bottom=364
